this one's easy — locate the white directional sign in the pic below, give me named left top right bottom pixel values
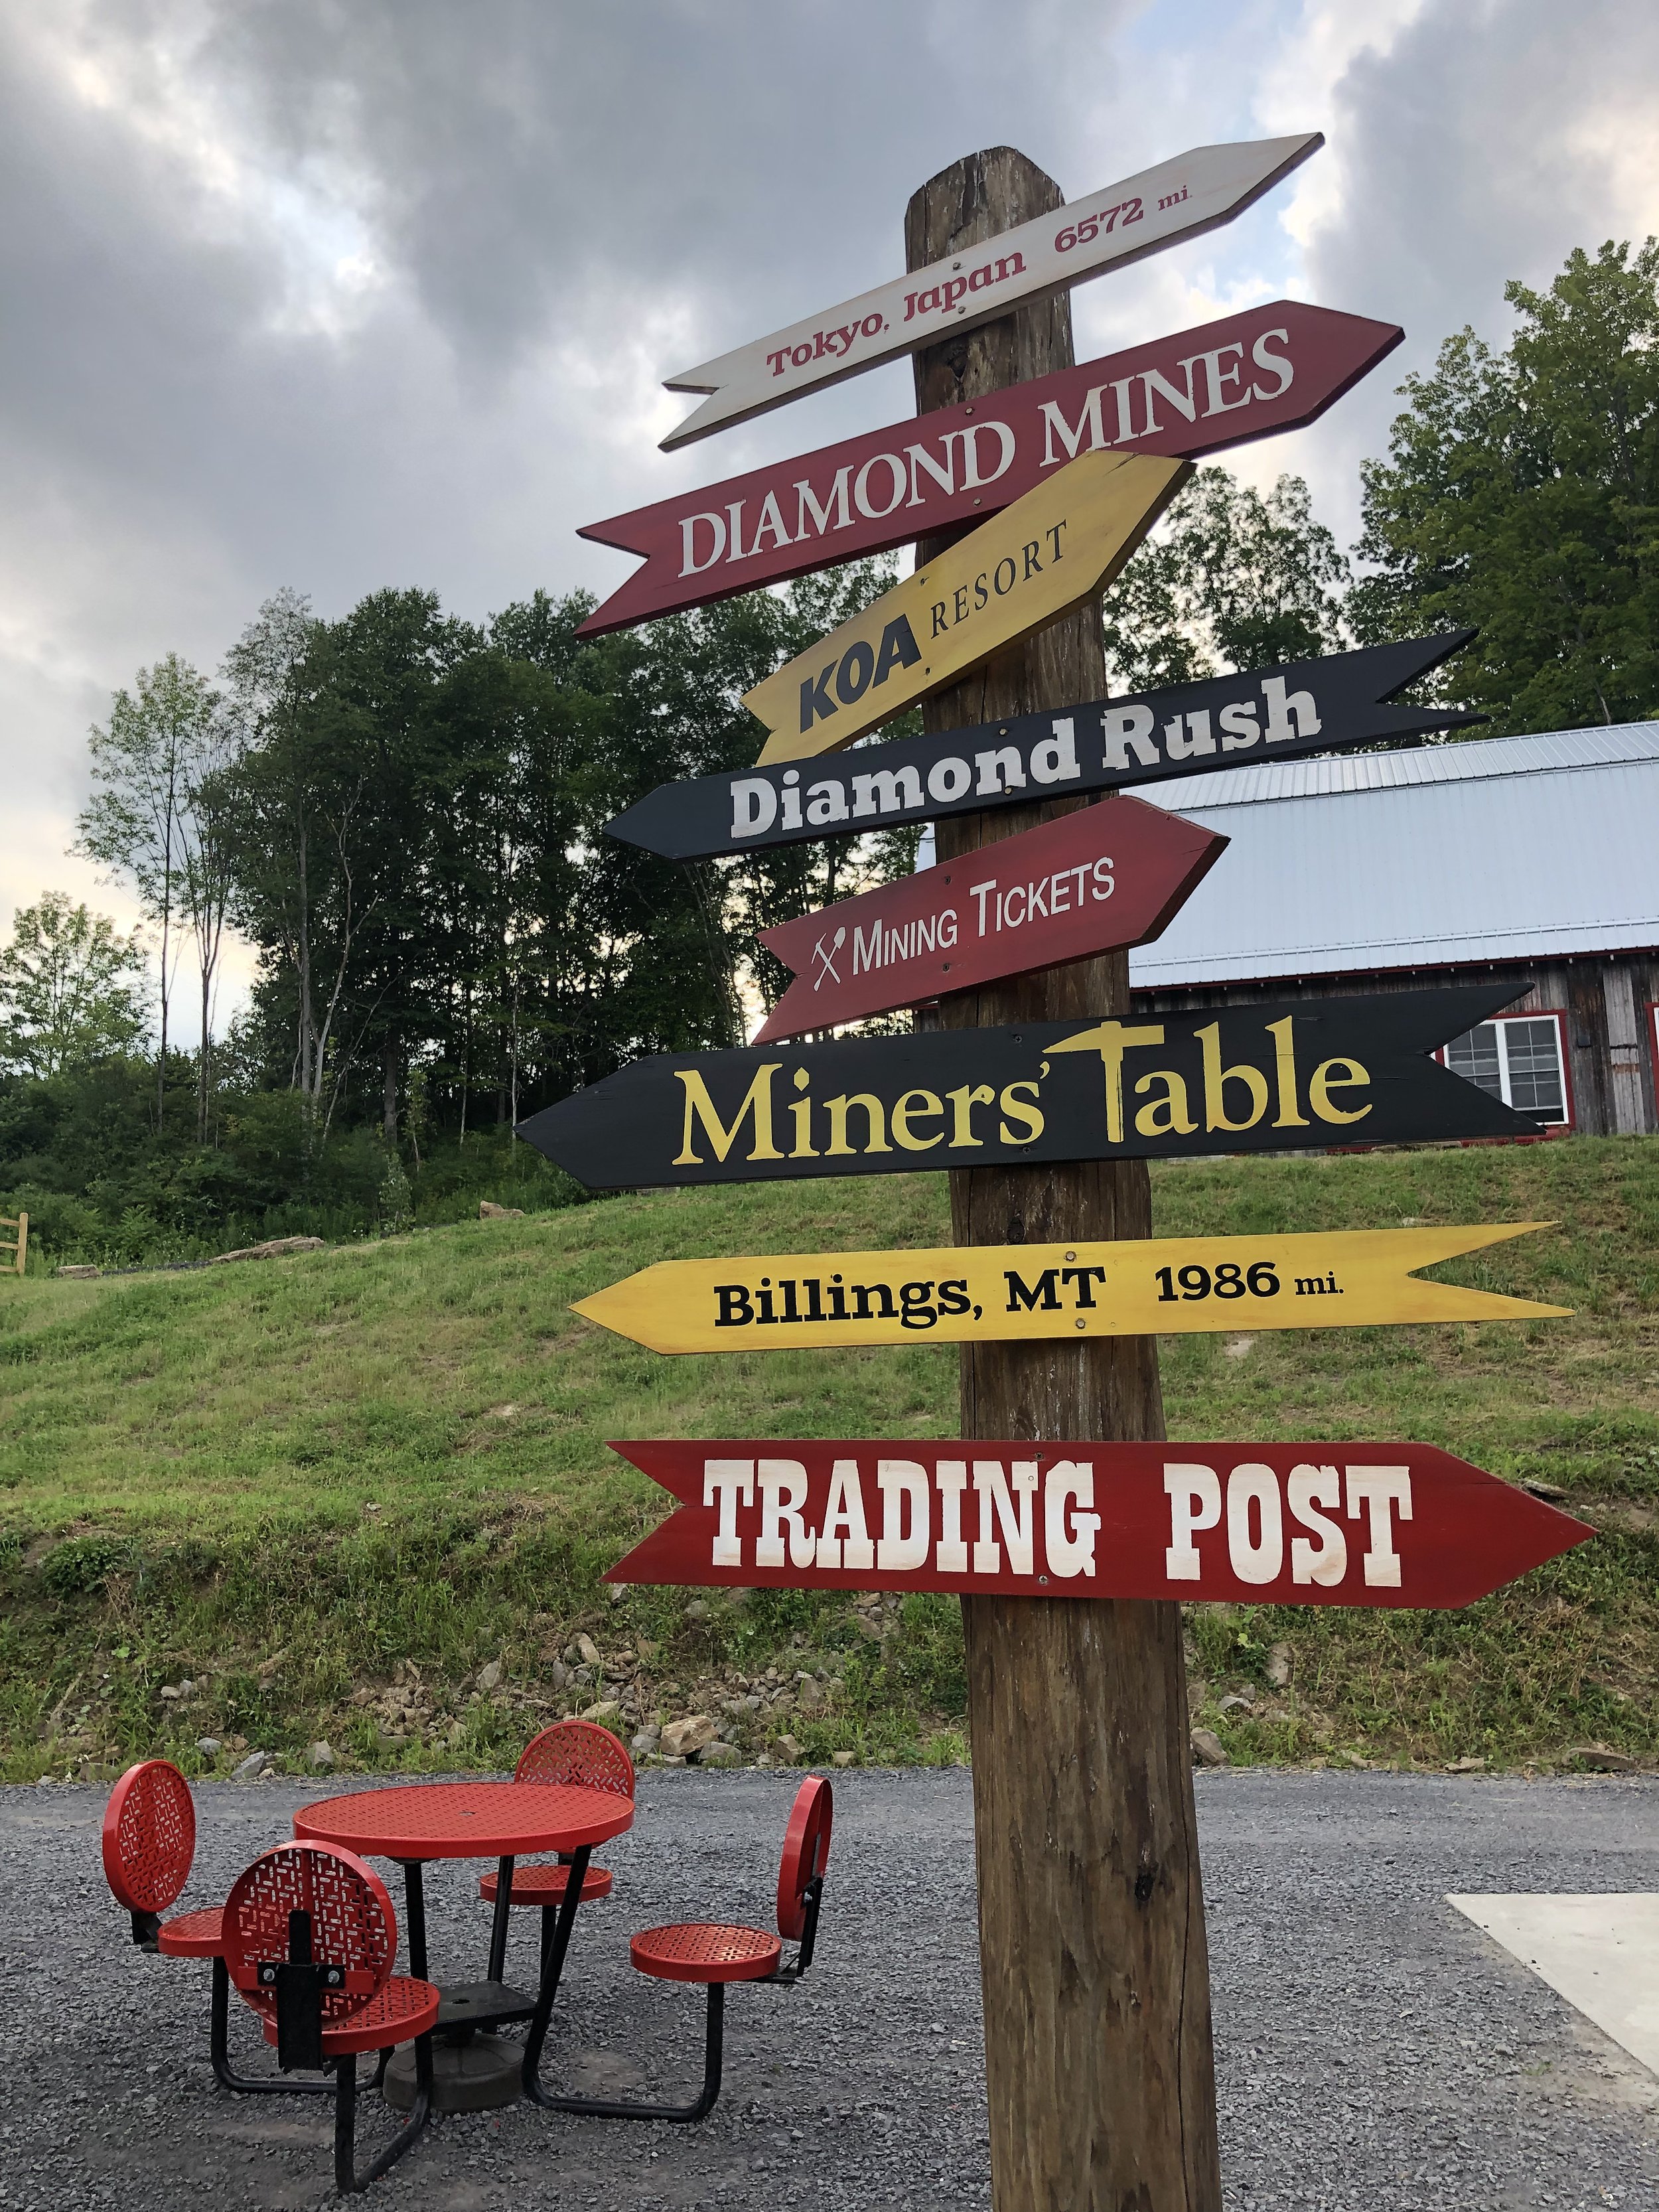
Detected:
left=660, top=134, right=1323, bottom=449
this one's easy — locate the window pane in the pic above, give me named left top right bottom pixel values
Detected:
left=1446, top=1023, right=1502, bottom=1096
left=1501, top=1019, right=1565, bottom=1119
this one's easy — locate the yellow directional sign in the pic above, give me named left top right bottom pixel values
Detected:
left=744, top=448, right=1189, bottom=766
left=572, top=1222, right=1568, bottom=1355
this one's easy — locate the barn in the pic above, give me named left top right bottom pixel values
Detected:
left=1129, top=723, right=1659, bottom=1138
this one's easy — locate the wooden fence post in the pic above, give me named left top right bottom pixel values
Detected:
left=0, top=1211, right=26, bottom=1276
left=906, top=147, right=1222, bottom=2210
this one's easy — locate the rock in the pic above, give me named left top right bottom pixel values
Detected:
left=1445, top=1755, right=1487, bottom=1773
left=684, top=1600, right=709, bottom=1622
left=1338, top=1749, right=1370, bottom=1769
left=1218, top=1693, right=1254, bottom=1715
left=630, top=1726, right=661, bottom=1754
left=376, top=1730, right=408, bottom=1751
left=478, top=1201, right=525, bottom=1218
left=545, top=1659, right=569, bottom=1690
left=209, top=1236, right=325, bottom=1265
left=309, top=1741, right=335, bottom=1771
left=179, top=1679, right=195, bottom=1695
left=662, top=1715, right=718, bottom=1759
left=852, top=1614, right=883, bottom=1642
left=1398, top=1215, right=1429, bottom=1228
left=233, top=1750, right=271, bottom=1781
left=831, top=1749, right=856, bottom=1768
left=1223, top=1335, right=1254, bottom=1360
left=1265, top=1643, right=1293, bottom=1689
left=476, top=1659, right=503, bottom=1692
left=1190, top=1728, right=1230, bottom=1769
left=699, top=1741, right=742, bottom=1766
left=1522, top=1477, right=1569, bottom=1501
left=195, top=1737, right=222, bottom=1757
left=794, top=1677, right=824, bottom=1712
left=774, top=1733, right=804, bottom=1765
left=54, top=1264, right=101, bottom=1278
left=159, top=1685, right=181, bottom=1700
left=580, top=1700, right=622, bottom=1726
left=1566, top=1743, right=1638, bottom=1773
left=575, top=1633, right=601, bottom=1668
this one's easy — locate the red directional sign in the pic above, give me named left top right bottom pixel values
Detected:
left=605, top=1440, right=1591, bottom=1609
left=577, top=302, right=1401, bottom=636
left=754, top=795, right=1224, bottom=1043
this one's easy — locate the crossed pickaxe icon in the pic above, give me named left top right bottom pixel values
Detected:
left=812, top=927, right=845, bottom=990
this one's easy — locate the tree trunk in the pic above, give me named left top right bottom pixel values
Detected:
left=906, top=147, right=1221, bottom=2212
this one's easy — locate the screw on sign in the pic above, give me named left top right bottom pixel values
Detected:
left=753, top=794, right=1226, bottom=1043
left=657, top=134, right=1322, bottom=447
left=743, top=447, right=1188, bottom=765
left=602, top=1441, right=1592, bottom=1608
left=602, top=630, right=1479, bottom=863
left=576, top=301, right=1401, bottom=636
left=568, top=1223, right=1569, bottom=1356
left=513, top=987, right=1551, bottom=1190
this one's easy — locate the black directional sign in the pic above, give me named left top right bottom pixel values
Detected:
left=516, top=986, right=1539, bottom=1191
left=605, top=631, right=1479, bottom=863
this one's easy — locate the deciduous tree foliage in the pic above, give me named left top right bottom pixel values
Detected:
left=1350, top=240, right=1659, bottom=733
left=1100, top=465, right=1349, bottom=692
left=0, top=895, right=147, bottom=1079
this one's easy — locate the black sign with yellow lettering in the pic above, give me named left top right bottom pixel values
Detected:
left=515, top=987, right=1538, bottom=1189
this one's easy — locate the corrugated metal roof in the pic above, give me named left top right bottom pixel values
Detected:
left=1129, top=722, right=1659, bottom=986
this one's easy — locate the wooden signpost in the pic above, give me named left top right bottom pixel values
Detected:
left=514, top=985, right=1550, bottom=1189
left=530, top=132, right=1587, bottom=2212
left=603, top=629, right=1480, bottom=862
left=754, top=794, right=1225, bottom=1042
left=658, top=134, right=1322, bottom=447
left=603, top=1439, right=1591, bottom=1607
left=578, top=301, right=1402, bottom=635
left=744, top=449, right=1188, bottom=763
left=571, top=1222, right=1567, bottom=1355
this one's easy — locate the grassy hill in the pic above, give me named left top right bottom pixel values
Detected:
left=2, top=1138, right=1655, bottom=1782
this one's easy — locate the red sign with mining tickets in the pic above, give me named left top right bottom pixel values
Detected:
left=604, top=1441, right=1591, bottom=1609
left=754, top=794, right=1224, bottom=1043
left=577, top=301, right=1401, bottom=635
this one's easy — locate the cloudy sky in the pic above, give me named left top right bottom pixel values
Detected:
left=5, top=0, right=1658, bottom=1035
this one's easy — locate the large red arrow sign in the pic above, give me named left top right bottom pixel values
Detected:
left=755, top=795, right=1224, bottom=1043
left=605, top=1441, right=1591, bottom=1609
left=577, top=301, right=1400, bottom=636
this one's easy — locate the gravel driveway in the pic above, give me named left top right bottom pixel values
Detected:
left=1, top=1769, right=1654, bottom=2210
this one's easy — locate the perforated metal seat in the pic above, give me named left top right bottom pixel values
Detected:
left=155, top=1905, right=226, bottom=1958
left=479, top=1862, right=614, bottom=1907
left=630, top=1923, right=782, bottom=1984
left=225, top=1840, right=436, bottom=2192
left=101, top=1761, right=319, bottom=2102
left=259, top=1974, right=440, bottom=2057
left=524, top=1775, right=833, bottom=2126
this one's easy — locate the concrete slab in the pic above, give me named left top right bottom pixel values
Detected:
left=1448, top=1891, right=1659, bottom=2075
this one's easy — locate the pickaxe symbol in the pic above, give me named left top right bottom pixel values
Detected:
left=812, top=928, right=845, bottom=990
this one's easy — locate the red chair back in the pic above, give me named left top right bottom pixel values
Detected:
left=776, top=1776, right=833, bottom=1940
left=516, top=1719, right=636, bottom=1798
left=221, top=1842, right=395, bottom=2026
left=102, top=1760, right=196, bottom=1915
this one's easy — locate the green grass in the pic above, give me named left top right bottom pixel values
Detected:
left=2, top=1138, right=1655, bottom=1781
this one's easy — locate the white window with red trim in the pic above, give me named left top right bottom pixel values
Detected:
left=1441, top=1011, right=1572, bottom=1127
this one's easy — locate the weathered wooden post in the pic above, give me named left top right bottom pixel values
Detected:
left=907, top=147, right=1224, bottom=2210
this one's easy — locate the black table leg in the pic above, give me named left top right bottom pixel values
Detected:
left=486, top=1856, right=515, bottom=1984
left=399, top=1861, right=429, bottom=1982
left=521, top=1844, right=591, bottom=2102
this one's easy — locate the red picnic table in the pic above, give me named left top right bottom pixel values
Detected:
left=295, top=1779, right=634, bottom=2111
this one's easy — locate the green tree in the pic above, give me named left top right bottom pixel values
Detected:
left=1350, top=239, right=1659, bottom=733
left=0, top=893, right=147, bottom=1077
left=1100, top=465, right=1349, bottom=692
left=78, top=652, right=220, bottom=1126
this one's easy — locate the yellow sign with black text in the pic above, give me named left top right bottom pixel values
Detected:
left=572, top=1223, right=1567, bottom=1356
left=743, top=448, right=1189, bottom=765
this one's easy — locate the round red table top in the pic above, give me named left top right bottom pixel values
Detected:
left=293, top=1780, right=634, bottom=1862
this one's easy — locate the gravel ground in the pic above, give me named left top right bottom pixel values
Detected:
left=1, top=1768, right=1655, bottom=2210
